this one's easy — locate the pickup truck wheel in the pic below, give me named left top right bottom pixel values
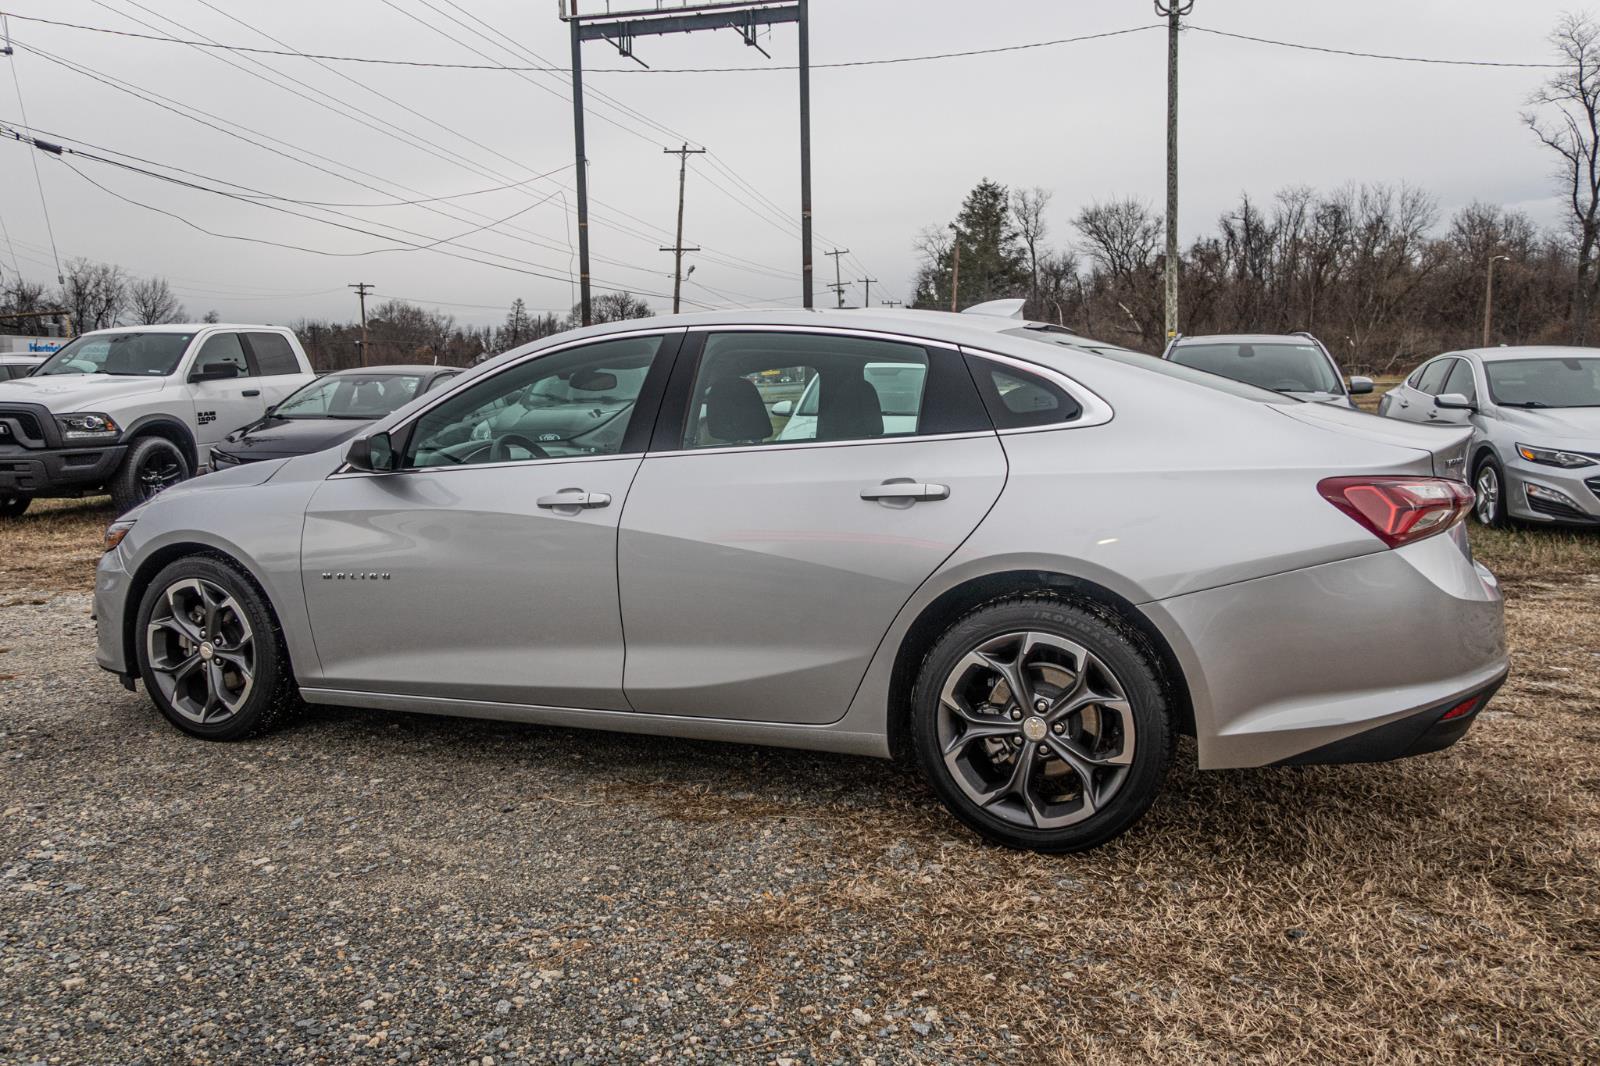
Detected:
left=110, top=437, right=191, bottom=514
left=0, top=492, right=30, bottom=518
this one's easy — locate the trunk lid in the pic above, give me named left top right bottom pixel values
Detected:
left=1274, top=402, right=1471, bottom=478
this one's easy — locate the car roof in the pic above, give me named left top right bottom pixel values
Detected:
left=1170, top=333, right=1322, bottom=346
left=77, top=323, right=292, bottom=335
left=0, top=353, right=46, bottom=361
left=1447, top=345, right=1600, bottom=363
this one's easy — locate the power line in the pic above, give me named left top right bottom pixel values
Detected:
left=2, top=34, right=61, bottom=282
left=3, top=13, right=1166, bottom=73
left=1185, top=25, right=1564, bottom=68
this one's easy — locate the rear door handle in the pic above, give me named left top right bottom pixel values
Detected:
left=860, top=480, right=950, bottom=502
left=242, top=389, right=261, bottom=397
left=537, top=489, right=611, bottom=510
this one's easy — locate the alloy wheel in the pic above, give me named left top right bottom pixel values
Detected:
left=1475, top=465, right=1499, bottom=525
left=936, top=631, right=1136, bottom=830
left=137, top=450, right=186, bottom=500
left=145, top=578, right=256, bottom=724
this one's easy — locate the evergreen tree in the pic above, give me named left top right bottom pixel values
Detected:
left=912, top=179, right=1029, bottom=311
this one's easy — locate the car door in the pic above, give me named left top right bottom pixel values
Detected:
left=186, top=331, right=264, bottom=452
left=299, top=330, right=680, bottom=709
left=617, top=328, right=1007, bottom=725
left=1391, top=359, right=1451, bottom=422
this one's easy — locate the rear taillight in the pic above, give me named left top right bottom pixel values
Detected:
left=1317, top=476, right=1474, bottom=549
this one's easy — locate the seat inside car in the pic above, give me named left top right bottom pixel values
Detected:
left=818, top=374, right=884, bottom=440
left=703, top=374, right=773, bottom=444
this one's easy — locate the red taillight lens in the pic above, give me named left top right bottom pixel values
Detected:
left=1439, top=697, right=1478, bottom=722
left=1317, top=476, right=1474, bottom=549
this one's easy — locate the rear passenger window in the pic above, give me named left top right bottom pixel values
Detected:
left=1416, top=360, right=1452, bottom=395
left=247, top=333, right=302, bottom=376
left=968, top=358, right=1083, bottom=429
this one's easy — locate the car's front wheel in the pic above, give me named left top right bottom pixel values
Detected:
left=910, top=596, right=1173, bottom=853
left=1474, top=455, right=1507, bottom=527
left=135, top=555, right=296, bottom=740
left=110, top=436, right=191, bottom=515
left=0, top=491, right=31, bottom=518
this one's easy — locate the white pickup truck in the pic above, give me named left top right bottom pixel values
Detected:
left=0, top=323, right=315, bottom=517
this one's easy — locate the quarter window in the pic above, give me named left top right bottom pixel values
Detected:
left=683, top=333, right=937, bottom=449
left=246, top=332, right=301, bottom=376
left=402, top=336, right=664, bottom=469
left=969, top=358, right=1083, bottom=429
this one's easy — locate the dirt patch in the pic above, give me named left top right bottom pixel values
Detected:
left=0, top=498, right=115, bottom=596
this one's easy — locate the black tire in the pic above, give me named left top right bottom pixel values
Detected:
left=110, top=436, right=191, bottom=515
left=910, top=595, right=1173, bottom=853
left=134, top=554, right=297, bottom=740
left=1472, top=454, right=1507, bottom=528
left=0, top=491, right=30, bottom=518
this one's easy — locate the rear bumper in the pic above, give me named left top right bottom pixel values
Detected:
left=1145, top=526, right=1508, bottom=769
left=1275, top=669, right=1507, bottom=764
left=0, top=443, right=125, bottom=496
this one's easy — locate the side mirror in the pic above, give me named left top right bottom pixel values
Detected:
left=1347, top=376, right=1374, bottom=395
left=189, top=363, right=240, bottom=383
left=345, top=430, right=398, bottom=472
left=770, top=399, right=794, bottom=417
left=1434, top=392, right=1475, bottom=411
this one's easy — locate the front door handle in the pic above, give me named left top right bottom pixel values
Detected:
left=242, top=389, right=261, bottom=397
left=860, top=480, right=950, bottom=503
left=537, top=489, right=611, bottom=510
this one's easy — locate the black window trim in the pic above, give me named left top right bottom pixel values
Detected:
left=959, top=347, right=1115, bottom=434
left=646, top=325, right=995, bottom=457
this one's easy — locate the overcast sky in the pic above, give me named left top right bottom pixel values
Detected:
left=0, top=0, right=1585, bottom=330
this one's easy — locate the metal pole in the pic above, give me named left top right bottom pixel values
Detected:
left=1483, top=254, right=1508, bottom=347
left=949, top=239, right=961, bottom=313
left=798, top=0, right=814, bottom=309
left=1158, top=1, right=1189, bottom=342
left=570, top=18, right=592, bottom=326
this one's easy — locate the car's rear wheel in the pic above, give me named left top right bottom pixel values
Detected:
left=110, top=436, right=191, bottom=515
left=0, top=492, right=30, bottom=518
left=910, top=596, right=1173, bottom=852
left=1474, top=455, right=1507, bottom=527
left=135, top=555, right=296, bottom=740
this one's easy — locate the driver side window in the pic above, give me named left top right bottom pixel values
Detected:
left=402, top=336, right=664, bottom=469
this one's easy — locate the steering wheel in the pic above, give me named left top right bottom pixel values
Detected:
left=489, top=433, right=550, bottom=463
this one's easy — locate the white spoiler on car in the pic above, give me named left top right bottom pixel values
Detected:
left=960, top=299, right=1027, bottom=320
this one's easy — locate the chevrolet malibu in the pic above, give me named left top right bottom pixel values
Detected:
left=94, top=310, right=1508, bottom=852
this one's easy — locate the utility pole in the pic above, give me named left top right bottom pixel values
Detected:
left=948, top=227, right=962, bottom=313
left=348, top=282, right=374, bottom=365
left=1483, top=254, right=1510, bottom=347
left=856, top=276, right=877, bottom=306
left=825, top=248, right=850, bottom=308
left=1155, top=0, right=1192, bottom=342
left=660, top=143, right=706, bottom=314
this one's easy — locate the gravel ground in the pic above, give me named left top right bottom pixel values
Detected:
left=2, top=507, right=1598, bottom=1064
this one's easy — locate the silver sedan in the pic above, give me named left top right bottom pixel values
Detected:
left=92, top=310, right=1507, bottom=852
left=1378, top=345, right=1600, bottom=526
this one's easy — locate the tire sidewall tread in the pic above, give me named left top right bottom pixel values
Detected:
left=111, top=436, right=191, bottom=516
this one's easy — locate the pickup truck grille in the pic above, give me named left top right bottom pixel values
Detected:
left=0, top=408, right=46, bottom=446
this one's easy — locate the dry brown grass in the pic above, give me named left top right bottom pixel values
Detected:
left=0, top=497, right=114, bottom=596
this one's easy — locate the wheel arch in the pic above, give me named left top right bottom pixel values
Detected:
left=884, top=569, right=1195, bottom=762
left=122, top=415, right=200, bottom=473
left=1470, top=441, right=1501, bottom=476
left=122, top=541, right=296, bottom=683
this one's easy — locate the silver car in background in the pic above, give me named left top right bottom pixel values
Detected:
left=1163, top=333, right=1374, bottom=408
left=1378, top=346, right=1600, bottom=526
left=92, top=309, right=1506, bottom=852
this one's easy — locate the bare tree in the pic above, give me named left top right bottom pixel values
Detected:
left=57, top=259, right=128, bottom=333
left=128, top=276, right=186, bottom=325
left=1010, top=186, right=1052, bottom=313
left=1526, top=12, right=1600, bottom=342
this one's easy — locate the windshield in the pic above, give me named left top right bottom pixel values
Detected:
left=1484, top=357, right=1600, bottom=408
left=34, top=331, right=195, bottom=377
left=1167, top=341, right=1341, bottom=394
left=275, top=372, right=427, bottom=419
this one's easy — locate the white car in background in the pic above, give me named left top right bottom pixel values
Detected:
left=0, top=353, right=46, bottom=380
left=1163, top=333, right=1374, bottom=408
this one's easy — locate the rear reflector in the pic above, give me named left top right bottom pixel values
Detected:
left=1439, top=697, right=1478, bottom=722
left=1318, top=476, right=1474, bottom=549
